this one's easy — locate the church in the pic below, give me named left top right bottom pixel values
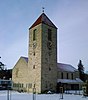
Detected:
left=12, top=13, right=83, bottom=93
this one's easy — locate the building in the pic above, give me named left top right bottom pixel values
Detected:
left=12, top=13, right=83, bottom=93
left=57, top=63, right=83, bottom=92
left=0, top=79, right=12, bottom=90
left=12, top=56, right=28, bottom=91
left=0, top=67, right=12, bottom=90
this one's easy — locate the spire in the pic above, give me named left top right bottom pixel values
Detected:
left=29, top=13, right=57, bottom=29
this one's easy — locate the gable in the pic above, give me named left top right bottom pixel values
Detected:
left=12, top=56, right=28, bottom=70
left=12, top=56, right=28, bottom=81
left=21, top=57, right=28, bottom=63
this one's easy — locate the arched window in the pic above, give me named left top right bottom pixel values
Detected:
left=48, top=29, right=52, bottom=41
left=33, top=29, right=36, bottom=41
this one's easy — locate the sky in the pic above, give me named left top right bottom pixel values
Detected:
left=0, top=0, right=88, bottom=71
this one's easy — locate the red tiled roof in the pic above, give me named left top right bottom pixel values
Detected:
left=29, top=13, right=57, bottom=29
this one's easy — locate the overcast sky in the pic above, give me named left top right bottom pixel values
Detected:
left=0, top=0, right=88, bottom=71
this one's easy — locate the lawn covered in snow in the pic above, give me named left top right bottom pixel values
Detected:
left=0, top=90, right=88, bottom=100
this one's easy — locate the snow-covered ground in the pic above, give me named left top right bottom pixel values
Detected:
left=0, top=90, right=88, bottom=100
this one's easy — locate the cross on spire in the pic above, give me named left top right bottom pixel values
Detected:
left=42, top=7, right=45, bottom=13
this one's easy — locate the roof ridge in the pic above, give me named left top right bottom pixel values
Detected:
left=21, top=56, right=28, bottom=58
left=21, top=56, right=28, bottom=63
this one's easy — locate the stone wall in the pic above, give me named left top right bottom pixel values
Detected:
left=28, top=23, right=57, bottom=93
left=12, top=57, right=28, bottom=92
left=41, top=24, right=57, bottom=92
left=28, top=24, right=42, bottom=93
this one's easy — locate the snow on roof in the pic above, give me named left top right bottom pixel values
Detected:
left=57, top=78, right=83, bottom=84
left=57, top=63, right=78, bottom=72
left=19, top=57, right=78, bottom=73
left=21, top=56, right=28, bottom=63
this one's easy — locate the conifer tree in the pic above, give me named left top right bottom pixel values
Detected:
left=78, top=60, right=85, bottom=81
left=78, top=60, right=84, bottom=73
left=0, top=57, right=5, bottom=70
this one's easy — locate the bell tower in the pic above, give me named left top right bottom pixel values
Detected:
left=28, top=13, right=57, bottom=93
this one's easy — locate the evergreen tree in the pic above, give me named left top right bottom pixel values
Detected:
left=78, top=60, right=85, bottom=82
left=0, top=62, right=5, bottom=70
left=0, top=57, right=5, bottom=70
left=78, top=60, right=84, bottom=73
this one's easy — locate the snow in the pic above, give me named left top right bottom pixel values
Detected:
left=0, top=90, right=88, bottom=100
left=57, top=78, right=83, bottom=84
left=57, top=63, right=78, bottom=72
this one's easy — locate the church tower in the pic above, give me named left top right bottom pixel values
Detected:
left=28, top=13, right=57, bottom=93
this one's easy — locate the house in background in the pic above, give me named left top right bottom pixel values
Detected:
left=0, top=68, right=12, bottom=90
left=57, top=63, right=83, bottom=92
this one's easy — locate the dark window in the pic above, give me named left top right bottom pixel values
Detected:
left=33, top=29, right=36, bottom=41
left=48, top=29, right=52, bottom=41
left=33, top=52, right=35, bottom=56
left=71, top=73, right=73, bottom=80
left=67, top=73, right=68, bottom=79
left=49, top=67, right=51, bottom=71
left=61, top=72, right=63, bottom=79
left=33, top=65, right=35, bottom=69
left=34, top=84, right=35, bottom=88
left=22, top=84, right=24, bottom=88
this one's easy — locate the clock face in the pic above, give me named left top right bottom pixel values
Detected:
left=47, top=41, right=52, bottom=49
left=33, top=42, right=37, bottom=49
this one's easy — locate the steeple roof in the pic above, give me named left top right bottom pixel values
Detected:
left=29, top=13, right=57, bottom=29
